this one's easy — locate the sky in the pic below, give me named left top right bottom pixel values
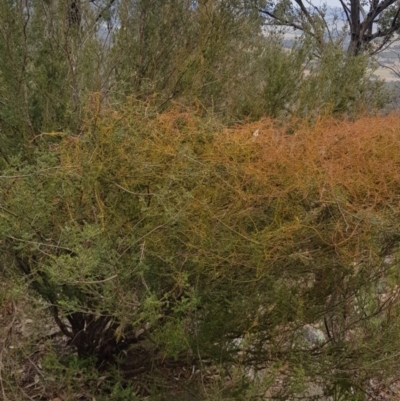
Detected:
left=316, top=0, right=341, bottom=7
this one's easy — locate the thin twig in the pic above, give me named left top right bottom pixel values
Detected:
left=0, top=166, right=78, bottom=179
left=0, top=205, right=18, bottom=218
left=71, top=274, right=118, bottom=285
left=112, top=181, right=155, bottom=196
left=0, top=301, right=16, bottom=401
left=6, top=235, right=74, bottom=253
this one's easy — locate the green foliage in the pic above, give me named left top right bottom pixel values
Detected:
left=236, top=38, right=388, bottom=120
left=295, top=44, right=389, bottom=116
left=41, top=349, right=140, bottom=401
left=0, top=0, right=114, bottom=161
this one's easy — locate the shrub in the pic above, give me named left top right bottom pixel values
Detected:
left=2, top=102, right=400, bottom=398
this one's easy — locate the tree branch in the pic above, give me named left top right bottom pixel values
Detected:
left=294, top=0, right=315, bottom=28
left=391, top=5, right=400, bottom=28
left=368, top=0, right=399, bottom=23
left=338, top=0, right=351, bottom=27
left=95, top=0, right=116, bottom=22
left=259, top=9, right=308, bottom=33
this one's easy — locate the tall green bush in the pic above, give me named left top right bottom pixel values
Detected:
left=0, top=0, right=388, bottom=168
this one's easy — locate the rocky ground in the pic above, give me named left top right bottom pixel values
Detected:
left=2, top=285, right=400, bottom=400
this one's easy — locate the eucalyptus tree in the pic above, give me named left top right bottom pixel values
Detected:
left=260, top=0, right=400, bottom=56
